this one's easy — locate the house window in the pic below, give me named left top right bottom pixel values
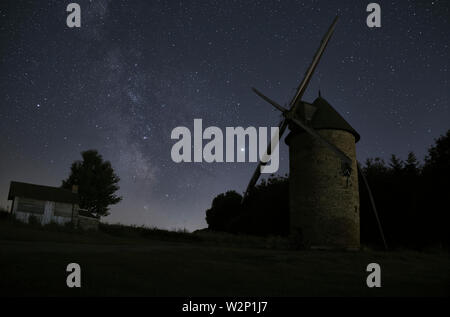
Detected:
left=17, top=197, right=45, bottom=214
left=54, top=202, right=72, bottom=217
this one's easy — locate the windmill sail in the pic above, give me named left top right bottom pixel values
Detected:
left=289, top=16, right=338, bottom=110
left=242, top=16, right=340, bottom=203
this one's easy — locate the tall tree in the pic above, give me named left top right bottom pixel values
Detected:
left=423, top=130, right=450, bottom=176
left=206, top=191, right=242, bottom=231
left=404, top=151, right=420, bottom=177
left=389, top=154, right=404, bottom=175
left=422, top=130, right=450, bottom=247
left=62, top=150, right=122, bottom=217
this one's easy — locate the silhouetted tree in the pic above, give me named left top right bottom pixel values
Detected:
left=359, top=158, right=392, bottom=246
left=360, top=130, right=449, bottom=249
left=205, top=176, right=289, bottom=236
left=205, top=191, right=242, bottom=232
left=423, top=130, right=450, bottom=176
left=237, top=175, right=289, bottom=236
left=389, top=154, right=404, bottom=176
left=62, top=150, right=122, bottom=217
left=422, top=130, right=450, bottom=247
left=404, top=151, right=420, bottom=177
left=364, top=157, right=389, bottom=180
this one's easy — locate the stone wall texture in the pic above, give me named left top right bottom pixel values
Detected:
left=288, top=129, right=360, bottom=249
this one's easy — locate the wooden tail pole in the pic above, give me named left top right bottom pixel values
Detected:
left=357, top=162, right=388, bottom=251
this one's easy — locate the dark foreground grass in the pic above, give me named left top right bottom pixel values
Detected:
left=0, top=215, right=448, bottom=296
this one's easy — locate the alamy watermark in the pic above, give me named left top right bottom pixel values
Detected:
left=66, top=263, right=81, bottom=288
left=66, top=3, right=81, bottom=28
left=366, top=263, right=381, bottom=287
left=170, top=119, right=280, bottom=174
left=366, top=3, right=381, bottom=28
left=65, top=3, right=380, bottom=29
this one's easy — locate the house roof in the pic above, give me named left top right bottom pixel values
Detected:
left=8, top=181, right=79, bottom=204
left=287, top=96, right=360, bottom=142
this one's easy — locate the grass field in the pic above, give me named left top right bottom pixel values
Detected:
left=0, top=216, right=448, bottom=297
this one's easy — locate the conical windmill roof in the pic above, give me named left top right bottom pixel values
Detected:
left=286, top=97, right=360, bottom=143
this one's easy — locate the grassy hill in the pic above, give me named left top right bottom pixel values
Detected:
left=0, top=213, right=448, bottom=297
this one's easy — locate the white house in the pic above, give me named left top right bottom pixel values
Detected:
left=8, top=181, right=99, bottom=230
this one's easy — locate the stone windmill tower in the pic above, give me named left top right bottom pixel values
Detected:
left=241, top=16, right=386, bottom=250
left=285, top=96, right=360, bottom=249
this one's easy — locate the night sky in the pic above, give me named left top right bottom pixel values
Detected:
left=0, top=0, right=448, bottom=231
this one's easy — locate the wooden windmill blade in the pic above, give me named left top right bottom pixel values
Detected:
left=289, top=15, right=339, bottom=110
left=241, top=118, right=288, bottom=202
left=357, top=162, right=388, bottom=250
left=241, top=16, right=340, bottom=203
left=252, top=87, right=288, bottom=113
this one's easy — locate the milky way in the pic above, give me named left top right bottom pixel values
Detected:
left=0, top=0, right=448, bottom=230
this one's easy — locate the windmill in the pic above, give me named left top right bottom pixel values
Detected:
left=242, top=16, right=387, bottom=250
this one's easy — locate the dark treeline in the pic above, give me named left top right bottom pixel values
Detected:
left=205, top=129, right=450, bottom=249
left=206, top=176, right=289, bottom=236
